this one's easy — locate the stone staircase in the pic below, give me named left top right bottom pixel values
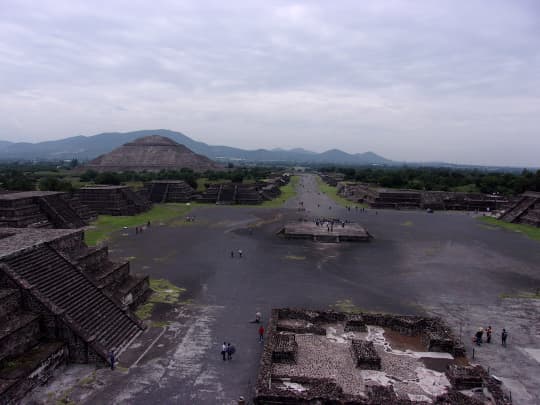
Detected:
left=0, top=288, right=67, bottom=405
left=72, top=246, right=150, bottom=308
left=1, top=244, right=144, bottom=361
left=217, top=185, right=235, bottom=204
left=38, top=194, right=87, bottom=229
left=198, top=184, right=221, bottom=203
left=120, top=187, right=152, bottom=214
left=499, top=195, right=538, bottom=223
left=62, top=194, right=97, bottom=222
left=149, top=182, right=168, bottom=203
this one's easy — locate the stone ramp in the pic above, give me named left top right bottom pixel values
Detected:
left=499, top=193, right=539, bottom=224
left=1, top=244, right=144, bottom=361
left=38, top=194, right=87, bottom=228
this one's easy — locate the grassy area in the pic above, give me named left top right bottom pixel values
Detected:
left=259, top=175, right=300, bottom=208
left=500, top=291, right=540, bottom=299
left=85, top=203, right=194, bottom=246
left=135, top=278, right=186, bottom=320
left=478, top=216, right=540, bottom=242
left=315, top=176, right=367, bottom=208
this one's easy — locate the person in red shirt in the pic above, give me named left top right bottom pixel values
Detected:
left=258, top=325, right=264, bottom=343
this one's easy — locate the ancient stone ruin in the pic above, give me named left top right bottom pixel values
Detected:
left=75, top=185, right=151, bottom=216
left=337, top=182, right=508, bottom=212
left=0, top=228, right=149, bottom=403
left=197, top=174, right=290, bottom=205
left=499, top=191, right=540, bottom=227
left=255, top=308, right=511, bottom=404
left=143, top=180, right=195, bottom=203
left=0, top=191, right=95, bottom=229
left=82, top=135, right=223, bottom=172
left=279, top=219, right=372, bottom=242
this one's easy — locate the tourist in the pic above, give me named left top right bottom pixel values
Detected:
left=222, top=342, right=227, bottom=360
left=475, top=328, right=483, bottom=346
left=227, top=342, right=235, bottom=360
left=230, top=250, right=234, bottom=258
left=486, top=326, right=492, bottom=343
left=109, top=350, right=115, bottom=370
left=135, top=227, right=139, bottom=234
left=147, top=220, right=151, bottom=227
left=258, top=325, right=265, bottom=343
left=238, top=249, right=243, bottom=258
left=501, top=329, right=508, bottom=347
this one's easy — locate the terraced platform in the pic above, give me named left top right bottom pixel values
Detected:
left=278, top=221, right=372, bottom=242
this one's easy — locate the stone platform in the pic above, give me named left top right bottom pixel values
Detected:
left=278, top=221, right=372, bottom=242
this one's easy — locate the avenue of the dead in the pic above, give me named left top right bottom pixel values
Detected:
left=15, top=173, right=539, bottom=405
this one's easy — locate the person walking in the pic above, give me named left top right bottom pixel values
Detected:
left=238, top=249, right=243, bottom=258
left=230, top=250, right=234, bottom=258
left=109, top=350, right=115, bottom=370
left=227, top=342, right=235, bottom=360
left=258, top=325, right=265, bottom=343
left=221, top=342, right=227, bottom=360
left=475, top=328, right=483, bottom=346
left=486, top=326, right=492, bottom=343
left=501, top=329, right=508, bottom=347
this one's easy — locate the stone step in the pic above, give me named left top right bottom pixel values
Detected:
left=0, top=312, right=41, bottom=362
left=0, top=290, right=21, bottom=320
left=0, top=341, right=67, bottom=405
left=3, top=245, right=144, bottom=362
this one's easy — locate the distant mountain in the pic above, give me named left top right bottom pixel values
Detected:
left=0, top=129, right=392, bottom=166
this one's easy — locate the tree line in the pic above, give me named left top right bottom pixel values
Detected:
left=319, top=166, right=540, bottom=195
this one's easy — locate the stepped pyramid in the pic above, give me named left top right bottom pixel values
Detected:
left=83, top=135, right=223, bottom=172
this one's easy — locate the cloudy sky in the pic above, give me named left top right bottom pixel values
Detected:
left=1, top=0, right=539, bottom=166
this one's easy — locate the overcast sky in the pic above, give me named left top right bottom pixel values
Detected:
left=1, top=1, right=539, bottom=166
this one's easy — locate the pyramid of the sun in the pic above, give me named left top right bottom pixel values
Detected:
left=83, top=135, right=223, bottom=172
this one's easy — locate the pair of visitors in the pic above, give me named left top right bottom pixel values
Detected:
left=221, top=342, right=236, bottom=360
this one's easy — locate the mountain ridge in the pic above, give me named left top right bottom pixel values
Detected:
left=0, top=129, right=392, bottom=166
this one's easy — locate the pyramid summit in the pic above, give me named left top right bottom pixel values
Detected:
left=83, top=135, right=223, bottom=172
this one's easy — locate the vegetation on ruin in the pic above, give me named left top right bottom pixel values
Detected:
left=319, top=166, right=540, bottom=195
left=259, top=175, right=299, bottom=207
left=135, top=278, right=186, bottom=320
left=478, top=217, right=540, bottom=242
left=85, top=203, right=194, bottom=246
left=499, top=291, right=540, bottom=299
left=315, top=176, right=367, bottom=208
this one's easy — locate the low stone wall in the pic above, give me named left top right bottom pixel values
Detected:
left=350, top=340, right=381, bottom=370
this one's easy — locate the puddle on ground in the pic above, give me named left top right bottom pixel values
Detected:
left=382, top=328, right=425, bottom=352
left=421, top=356, right=468, bottom=372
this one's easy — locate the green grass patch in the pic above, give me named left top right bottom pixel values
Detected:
left=401, top=220, right=413, bottom=227
left=500, top=291, right=540, bottom=299
left=330, top=299, right=363, bottom=314
left=478, top=216, right=540, bottom=242
left=285, top=255, right=306, bottom=260
left=84, top=203, right=194, bottom=246
left=315, top=177, right=367, bottom=208
left=195, top=177, right=231, bottom=192
left=135, top=278, right=186, bottom=320
left=259, top=175, right=300, bottom=208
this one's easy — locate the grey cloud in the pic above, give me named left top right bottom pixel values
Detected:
left=0, top=0, right=539, bottom=165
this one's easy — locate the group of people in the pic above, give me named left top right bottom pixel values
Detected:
left=221, top=312, right=265, bottom=362
left=134, top=221, right=151, bottom=234
left=185, top=215, right=196, bottom=222
left=230, top=249, right=243, bottom=258
left=474, top=326, right=508, bottom=347
left=314, top=217, right=348, bottom=232
left=221, top=342, right=236, bottom=361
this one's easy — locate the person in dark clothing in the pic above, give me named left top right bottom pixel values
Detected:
left=475, top=329, right=483, bottom=346
left=109, top=350, right=115, bottom=370
left=259, top=325, right=265, bottom=343
left=227, top=343, right=235, bottom=360
left=230, top=250, right=234, bottom=258
left=501, top=329, right=508, bottom=347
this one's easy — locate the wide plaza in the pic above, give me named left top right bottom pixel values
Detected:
left=24, top=174, right=540, bottom=404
